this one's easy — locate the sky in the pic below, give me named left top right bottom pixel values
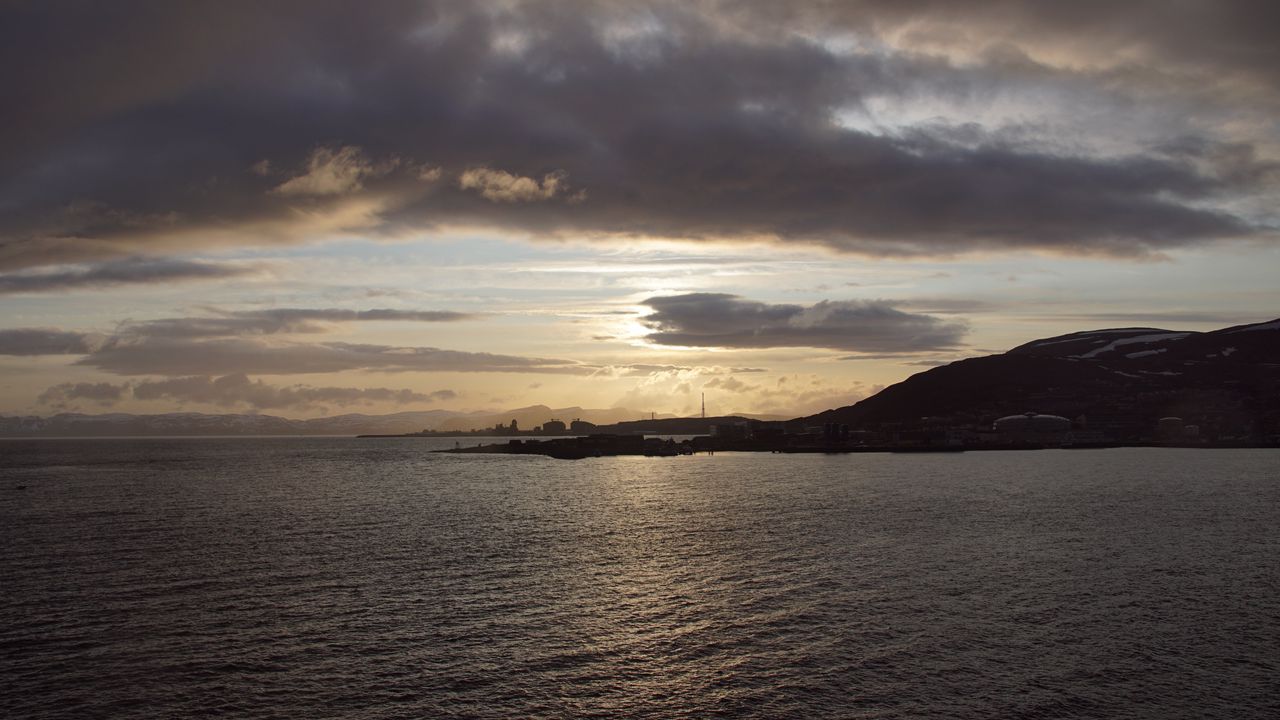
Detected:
left=2, top=0, right=1277, bottom=419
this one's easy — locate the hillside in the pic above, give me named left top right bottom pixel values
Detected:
left=801, top=318, right=1280, bottom=441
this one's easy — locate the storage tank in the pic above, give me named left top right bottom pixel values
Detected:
left=993, top=412, right=1072, bottom=444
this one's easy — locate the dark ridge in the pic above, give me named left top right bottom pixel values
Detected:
left=798, top=317, right=1280, bottom=441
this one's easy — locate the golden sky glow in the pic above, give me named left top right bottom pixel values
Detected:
left=1, top=1, right=1277, bottom=420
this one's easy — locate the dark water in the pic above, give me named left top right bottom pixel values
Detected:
left=2, top=439, right=1277, bottom=719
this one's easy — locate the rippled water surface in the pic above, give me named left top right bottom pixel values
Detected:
left=2, top=439, right=1278, bottom=718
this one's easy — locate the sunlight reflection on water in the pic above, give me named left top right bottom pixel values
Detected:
left=2, top=439, right=1277, bottom=718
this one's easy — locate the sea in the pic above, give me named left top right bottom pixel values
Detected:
left=1, top=438, right=1277, bottom=719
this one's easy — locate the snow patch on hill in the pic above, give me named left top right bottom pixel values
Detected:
left=1074, top=333, right=1190, bottom=359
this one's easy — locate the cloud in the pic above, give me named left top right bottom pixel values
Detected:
left=613, top=369, right=874, bottom=417
left=715, top=373, right=880, bottom=417
left=242, top=308, right=474, bottom=323
left=752, top=380, right=875, bottom=418
left=741, top=1, right=1280, bottom=94
left=37, top=382, right=126, bottom=408
left=459, top=168, right=570, bottom=202
left=129, top=374, right=454, bottom=410
left=703, top=376, right=754, bottom=393
left=896, top=298, right=1000, bottom=315
left=2, top=311, right=574, bottom=377
left=120, top=307, right=476, bottom=339
left=592, top=363, right=771, bottom=378
left=0, top=258, right=257, bottom=295
left=0, top=328, right=99, bottom=355
left=273, top=146, right=383, bottom=196
left=35, top=375, right=458, bottom=412
left=640, top=294, right=968, bottom=352
left=1, top=1, right=1275, bottom=271
left=77, top=337, right=586, bottom=376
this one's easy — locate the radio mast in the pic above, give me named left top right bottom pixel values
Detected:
left=701, top=392, right=705, bottom=419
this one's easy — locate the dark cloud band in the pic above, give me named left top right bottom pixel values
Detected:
left=0, top=258, right=256, bottom=295
left=120, top=308, right=477, bottom=339
left=37, top=374, right=458, bottom=411
left=1, top=1, right=1274, bottom=271
left=76, top=338, right=586, bottom=376
left=0, top=328, right=99, bottom=355
left=641, top=294, right=968, bottom=353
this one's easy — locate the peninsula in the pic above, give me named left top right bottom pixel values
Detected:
left=434, top=316, right=1280, bottom=458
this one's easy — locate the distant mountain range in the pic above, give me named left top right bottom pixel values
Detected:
left=0, top=404, right=760, bottom=437
left=0, top=409, right=473, bottom=437
left=802, top=318, right=1280, bottom=440
left=433, top=405, right=658, bottom=432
